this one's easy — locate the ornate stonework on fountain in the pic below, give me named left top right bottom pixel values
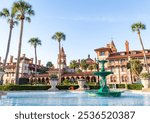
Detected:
left=48, top=74, right=59, bottom=92
left=94, top=60, right=122, bottom=97
left=76, top=79, right=89, bottom=91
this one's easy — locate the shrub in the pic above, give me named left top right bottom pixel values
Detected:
left=140, top=72, right=150, bottom=79
left=57, top=85, right=79, bottom=90
left=109, top=84, right=125, bottom=89
left=0, top=85, right=50, bottom=91
left=127, top=84, right=143, bottom=90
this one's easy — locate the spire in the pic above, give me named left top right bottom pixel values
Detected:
left=110, top=40, right=117, bottom=53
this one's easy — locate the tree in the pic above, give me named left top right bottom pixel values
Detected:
left=88, top=64, right=94, bottom=71
left=46, top=61, right=53, bottom=68
left=131, top=22, right=149, bottom=72
left=52, top=32, right=66, bottom=84
left=0, top=8, right=18, bottom=71
left=127, top=59, right=143, bottom=81
left=69, top=60, right=79, bottom=70
left=13, top=0, right=35, bottom=84
left=28, top=37, right=41, bottom=80
left=80, top=59, right=88, bottom=71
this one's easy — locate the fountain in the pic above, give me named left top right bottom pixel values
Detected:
left=93, top=60, right=122, bottom=97
left=48, top=74, right=59, bottom=92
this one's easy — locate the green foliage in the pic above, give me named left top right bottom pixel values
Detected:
left=88, top=64, right=94, bottom=71
left=109, top=84, right=125, bottom=88
left=140, top=72, right=150, bottom=79
left=128, top=59, right=143, bottom=77
left=76, top=69, right=82, bottom=73
left=127, top=84, right=143, bottom=90
left=56, top=85, right=79, bottom=90
left=46, top=61, right=53, bottom=68
left=38, top=67, right=49, bottom=74
left=80, top=59, right=88, bottom=70
left=0, top=85, right=50, bottom=91
left=49, top=74, right=58, bottom=80
left=131, top=22, right=146, bottom=32
left=52, top=32, right=66, bottom=42
left=62, top=79, right=71, bottom=85
left=69, top=60, right=79, bottom=70
left=88, top=85, right=100, bottom=89
left=28, top=37, right=42, bottom=47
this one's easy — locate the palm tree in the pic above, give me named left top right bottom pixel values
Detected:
left=28, top=37, right=41, bottom=84
left=0, top=8, right=18, bottom=71
left=13, top=0, right=35, bottom=84
left=52, top=32, right=66, bottom=84
left=70, top=60, right=79, bottom=71
left=131, top=22, right=149, bottom=72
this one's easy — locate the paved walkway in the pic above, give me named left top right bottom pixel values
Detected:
left=142, top=88, right=150, bottom=92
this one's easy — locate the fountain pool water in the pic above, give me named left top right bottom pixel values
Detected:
left=0, top=91, right=150, bottom=106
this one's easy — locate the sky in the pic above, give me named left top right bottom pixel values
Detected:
left=0, top=0, right=150, bottom=67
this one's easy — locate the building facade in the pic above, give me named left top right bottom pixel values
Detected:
left=94, top=40, right=150, bottom=84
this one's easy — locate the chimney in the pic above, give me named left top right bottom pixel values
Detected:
left=9, top=55, right=13, bottom=63
left=30, top=58, right=33, bottom=64
left=38, top=60, right=41, bottom=66
left=125, top=40, right=129, bottom=54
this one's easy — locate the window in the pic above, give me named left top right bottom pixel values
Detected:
left=121, top=67, right=126, bottom=72
left=122, top=75, right=128, bottom=82
left=111, top=67, right=115, bottom=72
left=101, top=52, right=105, bottom=56
left=110, top=75, right=117, bottom=82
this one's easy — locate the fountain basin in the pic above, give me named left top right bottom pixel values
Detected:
left=48, top=79, right=59, bottom=92
left=96, top=91, right=123, bottom=97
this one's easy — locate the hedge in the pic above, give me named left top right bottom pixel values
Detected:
left=109, top=84, right=125, bottom=89
left=0, top=84, right=143, bottom=91
left=127, top=84, right=143, bottom=90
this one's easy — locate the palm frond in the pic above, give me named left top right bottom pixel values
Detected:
left=25, top=16, right=31, bottom=22
left=131, top=22, right=146, bottom=32
left=0, top=8, right=10, bottom=18
left=28, top=37, right=42, bottom=47
left=52, top=32, right=66, bottom=42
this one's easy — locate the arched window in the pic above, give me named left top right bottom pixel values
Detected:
left=110, top=75, right=117, bottom=82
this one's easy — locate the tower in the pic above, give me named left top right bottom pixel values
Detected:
left=57, top=47, right=66, bottom=69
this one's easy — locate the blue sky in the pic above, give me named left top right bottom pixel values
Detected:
left=0, top=0, right=150, bottom=66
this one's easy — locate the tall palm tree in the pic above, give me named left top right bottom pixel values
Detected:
left=0, top=8, right=18, bottom=71
left=52, top=32, right=66, bottom=84
left=131, top=22, right=149, bottom=72
left=13, top=0, right=35, bottom=84
left=28, top=37, right=41, bottom=84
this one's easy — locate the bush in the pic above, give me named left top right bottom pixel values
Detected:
left=140, top=72, right=150, bottom=79
left=89, top=85, right=100, bottom=89
left=57, top=85, right=79, bottom=90
left=127, top=84, right=143, bottom=90
left=109, top=84, right=125, bottom=89
left=0, top=85, right=50, bottom=91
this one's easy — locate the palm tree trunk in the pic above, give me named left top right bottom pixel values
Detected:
left=138, top=31, right=149, bottom=73
left=58, top=41, right=61, bottom=84
left=15, top=19, right=24, bottom=84
left=3, top=27, right=13, bottom=70
left=34, top=46, right=37, bottom=84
